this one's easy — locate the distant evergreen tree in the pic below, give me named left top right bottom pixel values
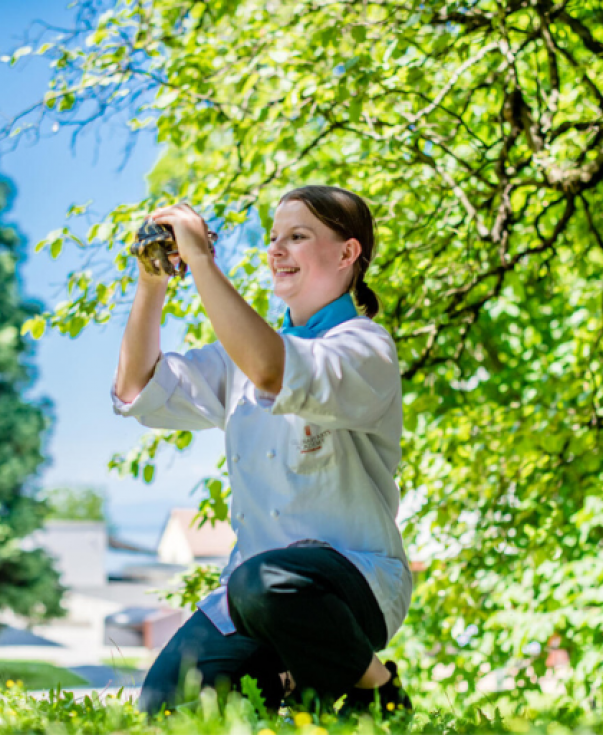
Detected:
left=0, top=174, right=64, bottom=621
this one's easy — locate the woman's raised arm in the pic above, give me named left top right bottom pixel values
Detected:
left=114, top=265, right=169, bottom=404
left=150, top=204, right=285, bottom=394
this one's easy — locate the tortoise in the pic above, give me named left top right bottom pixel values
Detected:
left=131, top=218, right=217, bottom=278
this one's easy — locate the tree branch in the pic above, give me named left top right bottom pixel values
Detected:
left=558, top=9, right=603, bottom=56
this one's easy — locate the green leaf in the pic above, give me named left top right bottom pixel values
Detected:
left=21, top=316, right=46, bottom=340
left=143, top=464, right=155, bottom=483
left=68, top=317, right=86, bottom=338
left=240, top=675, right=268, bottom=719
left=66, top=200, right=93, bottom=218
left=58, top=92, right=76, bottom=111
left=351, top=25, right=367, bottom=43
left=349, top=96, right=362, bottom=123
left=43, top=92, right=56, bottom=110
left=50, top=239, right=62, bottom=259
left=32, top=318, right=47, bottom=340
left=175, top=431, right=193, bottom=450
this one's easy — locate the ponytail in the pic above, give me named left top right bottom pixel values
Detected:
left=354, top=276, right=380, bottom=319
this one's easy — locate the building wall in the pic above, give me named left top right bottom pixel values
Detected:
left=23, top=520, right=106, bottom=588
left=157, top=518, right=193, bottom=565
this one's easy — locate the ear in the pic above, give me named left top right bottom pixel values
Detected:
left=339, top=238, right=362, bottom=269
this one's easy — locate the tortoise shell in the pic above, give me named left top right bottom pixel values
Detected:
left=134, top=218, right=217, bottom=255
left=135, top=218, right=176, bottom=247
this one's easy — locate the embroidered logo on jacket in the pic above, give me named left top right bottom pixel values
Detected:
left=301, top=425, right=331, bottom=454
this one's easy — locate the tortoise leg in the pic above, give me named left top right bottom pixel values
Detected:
left=144, top=240, right=174, bottom=276
left=142, top=247, right=162, bottom=276
left=177, top=259, right=188, bottom=278
left=156, top=245, right=177, bottom=277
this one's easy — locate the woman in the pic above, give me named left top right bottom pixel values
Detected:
left=111, top=185, right=413, bottom=717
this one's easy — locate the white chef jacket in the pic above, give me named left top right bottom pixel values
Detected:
left=111, top=315, right=412, bottom=643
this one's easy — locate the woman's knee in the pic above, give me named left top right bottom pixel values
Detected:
left=227, top=553, right=288, bottom=628
left=228, top=556, right=264, bottom=616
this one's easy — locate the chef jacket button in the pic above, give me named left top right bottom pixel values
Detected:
left=232, top=454, right=240, bottom=463
left=270, top=508, right=280, bottom=519
left=238, top=398, right=245, bottom=407
left=266, top=450, right=275, bottom=459
left=236, top=512, right=244, bottom=521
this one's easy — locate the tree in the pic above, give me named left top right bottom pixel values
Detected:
left=42, top=485, right=107, bottom=523
left=5, top=0, right=602, bottom=704
left=0, top=175, right=65, bottom=622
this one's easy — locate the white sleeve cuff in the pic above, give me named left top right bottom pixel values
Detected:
left=111, top=353, right=179, bottom=417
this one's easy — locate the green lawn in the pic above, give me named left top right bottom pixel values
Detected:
left=0, top=660, right=87, bottom=690
left=101, top=656, right=144, bottom=672
left=0, top=671, right=596, bottom=735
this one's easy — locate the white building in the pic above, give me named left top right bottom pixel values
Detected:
left=157, top=508, right=235, bottom=566
left=22, top=520, right=106, bottom=588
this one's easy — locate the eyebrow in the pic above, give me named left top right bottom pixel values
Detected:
left=270, top=224, right=315, bottom=234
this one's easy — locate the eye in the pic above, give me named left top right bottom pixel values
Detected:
left=269, top=234, right=304, bottom=242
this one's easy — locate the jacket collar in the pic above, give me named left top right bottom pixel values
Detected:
left=280, top=293, right=358, bottom=339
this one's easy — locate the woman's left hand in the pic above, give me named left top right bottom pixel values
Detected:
left=149, top=202, right=213, bottom=267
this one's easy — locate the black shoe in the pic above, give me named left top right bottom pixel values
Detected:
left=338, top=660, right=412, bottom=720
left=380, top=661, right=413, bottom=717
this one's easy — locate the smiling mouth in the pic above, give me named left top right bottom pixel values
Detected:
left=274, top=268, right=300, bottom=277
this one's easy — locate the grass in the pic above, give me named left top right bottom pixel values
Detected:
left=101, top=656, right=144, bottom=672
left=0, top=659, right=88, bottom=690
left=0, top=682, right=599, bottom=735
left=0, top=669, right=600, bottom=735
left=0, top=668, right=598, bottom=735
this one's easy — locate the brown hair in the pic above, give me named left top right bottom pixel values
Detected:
left=278, top=185, right=380, bottom=318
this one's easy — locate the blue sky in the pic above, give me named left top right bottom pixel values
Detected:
left=0, top=1, right=232, bottom=534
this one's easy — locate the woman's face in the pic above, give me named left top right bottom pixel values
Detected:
left=268, top=200, right=359, bottom=319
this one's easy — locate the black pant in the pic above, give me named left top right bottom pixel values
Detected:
left=139, top=543, right=387, bottom=715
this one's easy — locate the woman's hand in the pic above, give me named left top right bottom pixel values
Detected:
left=149, top=202, right=213, bottom=268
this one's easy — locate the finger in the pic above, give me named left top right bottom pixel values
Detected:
left=151, top=213, right=177, bottom=224
left=149, top=206, right=177, bottom=218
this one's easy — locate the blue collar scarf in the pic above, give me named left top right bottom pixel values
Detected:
left=280, top=293, right=358, bottom=339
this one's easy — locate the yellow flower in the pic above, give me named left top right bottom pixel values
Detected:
left=294, top=712, right=313, bottom=727
left=15, top=681, right=23, bottom=688
left=5, top=680, right=14, bottom=689
left=258, top=729, right=276, bottom=735
left=386, top=702, right=396, bottom=711
left=165, top=710, right=171, bottom=716
left=313, top=728, right=329, bottom=735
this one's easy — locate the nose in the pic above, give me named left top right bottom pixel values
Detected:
left=267, top=237, right=285, bottom=259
